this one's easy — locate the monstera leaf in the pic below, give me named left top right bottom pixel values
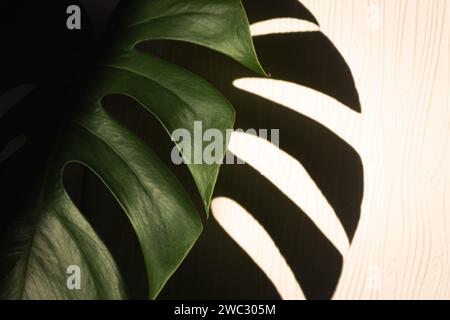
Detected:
left=157, top=0, right=364, bottom=300
left=0, top=0, right=264, bottom=299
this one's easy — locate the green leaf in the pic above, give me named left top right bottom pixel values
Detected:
left=114, top=0, right=266, bottom=76
left=1, top=0, right=264, bottom=299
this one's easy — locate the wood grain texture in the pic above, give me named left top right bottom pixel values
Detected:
left=212, top=0, right=450, bottom=299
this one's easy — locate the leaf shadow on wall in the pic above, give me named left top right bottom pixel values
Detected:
left=155, top=0, right=364, bottom=300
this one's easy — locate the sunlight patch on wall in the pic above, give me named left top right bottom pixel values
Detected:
left=227, top=132, right=350, bottom=255
left=233, top=78, right=362, bottom=149
left=211, top=197, right=305, bottom=300
left=250, top=18, right=319, bottom=37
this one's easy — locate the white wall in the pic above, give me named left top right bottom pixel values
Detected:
left=212, top=0, right=450, bottom=300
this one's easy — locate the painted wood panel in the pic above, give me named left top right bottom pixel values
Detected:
left=211, top=0, right=450, bottom=300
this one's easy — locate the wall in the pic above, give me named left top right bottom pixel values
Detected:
left=209, top=0, right=450, bottom=300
